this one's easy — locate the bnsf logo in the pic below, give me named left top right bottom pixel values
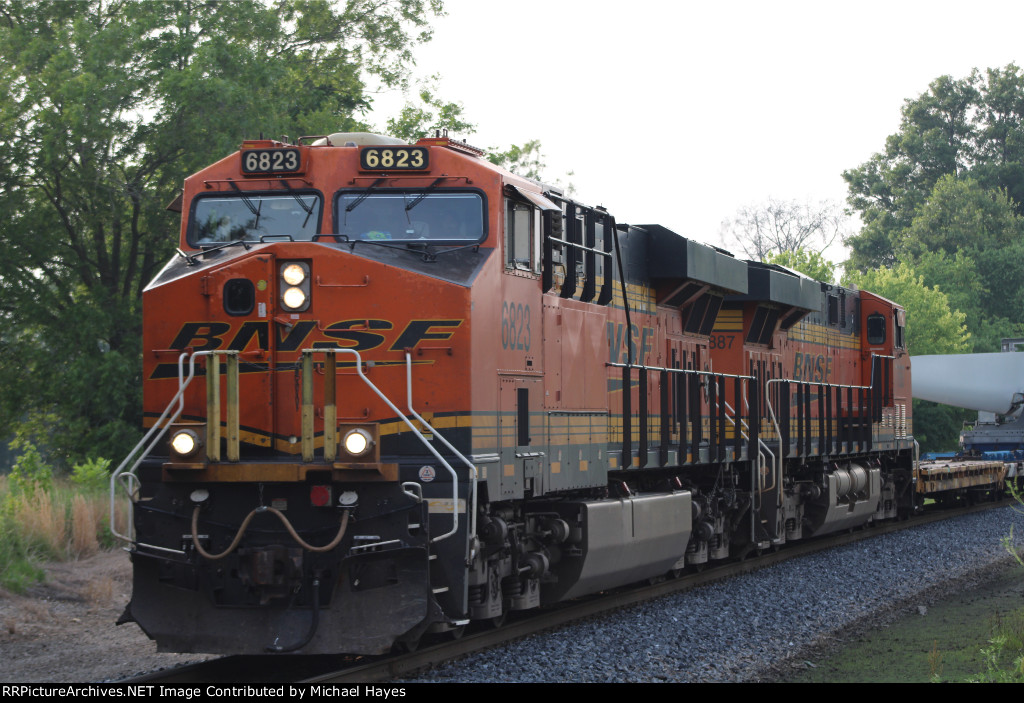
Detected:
left=792, top=353, right=834, bottom=383
left=165, top=318, right=462, bottom=354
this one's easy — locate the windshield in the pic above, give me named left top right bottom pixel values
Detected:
left=190, top=193, right=320, bottom=245
left=336, top=191, right=484, bottom=243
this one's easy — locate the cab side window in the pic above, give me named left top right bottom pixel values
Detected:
left=505, top=199, right=536, bottom=272
left=867, top=313, right=886, bottom=345
left=894, top=310, right=906, bottom=350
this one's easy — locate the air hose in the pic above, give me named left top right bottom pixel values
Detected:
left=265, top=576, right=321, bottom=653
left=190, top=505, right=350, bottom=560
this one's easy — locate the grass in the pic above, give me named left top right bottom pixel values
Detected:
left=966, top=607, right=1024, bottom=682
left=0, top=475, right=120, bottom=593
left=782, top=561, right=1024, bottom=683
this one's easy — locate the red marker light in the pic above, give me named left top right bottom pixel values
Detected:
left=310, top=485, right=332, bottom=507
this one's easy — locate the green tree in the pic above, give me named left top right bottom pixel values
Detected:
left=0, top=0, right=444, bottom=467
left=910, top=244, right=1024, bottom=354
left=900, top=175, right=1024, bottom=260
left=844, top=64, right=1024, bottom=270
left=845, top=66, right=1024, bottom=365
left=763, top=248, right=837, bottom=284
left=487, top=140, right=547, bottom=181
left=911, top=249, right=986, bottom=321
left=386, top=77, right=475, bottom=142
left=890, top=175, right=1024, bottom=351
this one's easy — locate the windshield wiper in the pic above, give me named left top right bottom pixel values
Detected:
left=176, top=238, right=255, bottom=266
left=417, top=241, right=481, bottom=262
left=404, top=177, right=446, bottom=212
left=281, top=181, right=315, bottom=229
left=228, top=181, right=263, bottom=233
left=344, top=178, right=386, bottom=214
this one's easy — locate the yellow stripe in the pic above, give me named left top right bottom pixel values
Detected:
left=787, top=321, right=860, bottom=350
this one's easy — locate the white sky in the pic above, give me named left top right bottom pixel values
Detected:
left=367, top=0, right=1024, bottom=263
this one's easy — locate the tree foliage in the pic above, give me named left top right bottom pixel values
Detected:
left=763, top=249, right=837, bottom=284
left=0, top=0, right=444, bottom=467
left=386, top=77, right=475, bottom=142
left=844, top=63, right=1024, bottom=360
left=720, top=197, right=848, bottom=262
left=486, top=139, right=547, bottom=182
left=844, top=64, right=1024, bottom=270
left=900, top=175, right=1024, bottom=260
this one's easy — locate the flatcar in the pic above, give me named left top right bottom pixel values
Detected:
left=111, top=131, right=994, bottom=655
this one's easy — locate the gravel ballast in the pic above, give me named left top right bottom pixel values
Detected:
left=2, top=505, right=1020, bottom=683
left=404, top=505, right=1024, bottom=683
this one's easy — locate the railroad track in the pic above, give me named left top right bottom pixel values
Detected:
left=121, top=497, right=1009, bottom=685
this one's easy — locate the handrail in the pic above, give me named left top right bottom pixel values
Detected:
left=608, top=362, right=781, bottom=544
left=404, top=352, right=478, bottom=548
left=112, top=347, right=468, bottom=553
left=764, top=376, right=876, bottom=512
left=109, top=350, right=223, bottom=551
left=868, top=353, right=895, bottom=389
left=718, top=381, right=769, bottom=543
left=304, top=347, right=462, bottom=544
left=735, top=386, right=778, bottom=496
left=732, top=381, right=775, bottom=498
left=610, top=361, right=754, bottom=468
left=607, top=361, right=754, bottom=381
left=721, top=398, right=749, bottom=440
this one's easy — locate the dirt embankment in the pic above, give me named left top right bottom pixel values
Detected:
left=0, top=551, right=208, bottom=683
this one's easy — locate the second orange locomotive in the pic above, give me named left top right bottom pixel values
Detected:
left=117, top=132, right=921, bottom=654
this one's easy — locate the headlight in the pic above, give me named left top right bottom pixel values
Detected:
left=279, top=261, right=310, bottom=311
left=282, top=263, right=306, bottom=286
left=282, top=286, right=306, bottom=309
left=171, top=429, right=201, bottom=458
left=343, top=428, right=374, bottom=457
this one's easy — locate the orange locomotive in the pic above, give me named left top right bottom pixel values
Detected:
left=115, top=132, right=921, bottom=654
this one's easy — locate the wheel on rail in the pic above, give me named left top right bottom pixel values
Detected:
left=489, top=612, right=507, bottom=629
left=736, top=545, right=761, bottom=561
left=395, top=636, right=421, bottom=653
